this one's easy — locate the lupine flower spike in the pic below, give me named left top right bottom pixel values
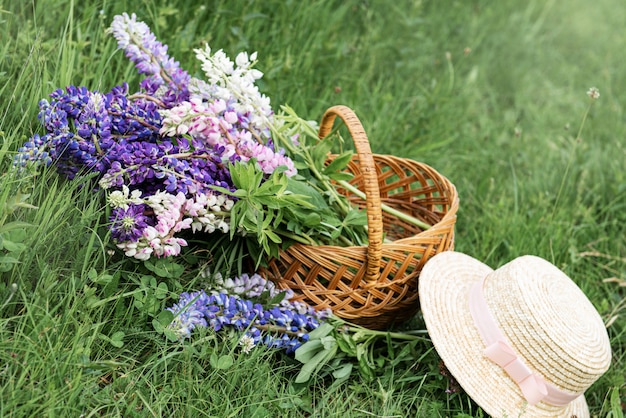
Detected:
left=166, top=273, right=331, bottom=354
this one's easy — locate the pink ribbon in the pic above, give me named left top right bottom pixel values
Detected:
left=469, top=277, right=581, bottom=406
left=484, top=340, right=548, bottom=405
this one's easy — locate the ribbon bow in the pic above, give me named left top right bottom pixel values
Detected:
left=484, top=340, right=549, bottom=405
left=469, top=278, right=581, bottom=407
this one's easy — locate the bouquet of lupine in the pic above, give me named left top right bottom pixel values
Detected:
left=16, top=12, right=368, bottom=266
left=15, top=13, right=425, bottom=370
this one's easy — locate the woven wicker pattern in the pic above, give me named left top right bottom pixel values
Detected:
left=261, top=105, right=459, bottom=329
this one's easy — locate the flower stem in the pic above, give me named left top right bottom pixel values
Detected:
left=335, top=180, right=431, bottom=231
left=335, top=319, right=428, bottom=341
left=128, top=92, right=167, bottom=108
left=254, top=323, right=302, bottom=337
left=551, top=95, right=597, bottom=219
left=277, top=230, right=317, bottom=246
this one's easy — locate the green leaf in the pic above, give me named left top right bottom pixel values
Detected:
left=110, top=331, right=125, bottom=348
left=358, top=358, right=375, bottom=381
left=0, top=255, right=20, bottom=271
left=98, top=331, right=125, bottom=348
left=272, top=208, right=284, bottom=228
left=356, top=345, right=375, bottom=381
left=163, top=328, right=180, bottom=342
left=152, top=318, right=165, bottom=333
left=323, top=151, right=353, bottom=175
left=155, top=309, right=174, bottom=327
left=260, top=209, right=272, bottom=230
left=335, top=332, right=358, bottom=356
left=327, top=172, right=355, bottom=182
left=155, top=281, right=169, bottom=299
left=306, top=322, right=335, bottom=340
left=208, top=184, right=235, bottom=196
left=264, top=229, right=282, bottom=244
left=298, top=212, right=322, bottom=227
left=229, top=160, right=264, bottom=191
left=344, top=208, right=368, bottom=226
left=0, top=221, right=34, bottom=234
left=331, top=363, right=353, bottom=380
left=351, top=330, right=371, bottom=343
left=310, top=138, right=333, bottom=169
left=210, top=353, right=234, bottom=370
left=294, top=339, right=324, bottom=363
left=320, top=335, right=337, bottom=350
left=95, top=274, right=114, bottom=286
left=83, top=285, right=100, bottom=308
left=609, top=386, right=624, bottom=418
left=245, top=204, right=259, bottom=225
left=0, top=255, right=20, bottom=264
left=144, top=258, right=185, bottom=279
left=87, top=268, right=98, bottom=281
left=268, top=290, right=288, bottom=305
left=286, top=177, right=327, bottom=209
left=250, top=406, right=270, bottom=418
left=294, top=342, right=337, bottom=384
left=228, top=161, right=243, bottom=188
left=1, top=239, right=26, bottom=253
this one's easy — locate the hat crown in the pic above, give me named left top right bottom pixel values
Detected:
left=483, top=255, right=612, bottom=394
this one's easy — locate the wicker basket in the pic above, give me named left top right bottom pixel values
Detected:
left=261, top=105, right=459, bottom=329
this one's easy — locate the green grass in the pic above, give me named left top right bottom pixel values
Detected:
left=1, top=0, right=625, bottom=416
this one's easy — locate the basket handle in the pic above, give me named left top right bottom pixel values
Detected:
left=318, top=105, right=383, bottom=284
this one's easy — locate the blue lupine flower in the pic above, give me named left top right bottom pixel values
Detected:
left=165, top=274, right=329, bottom=355
left=13, top=134, right=53, bottom=169
left=166, top=291, right=211, bottom=339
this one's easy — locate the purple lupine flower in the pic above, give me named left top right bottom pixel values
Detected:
left=207, top=271, right=331, bottom=320
left=194, top=45, right=274, bottom=139
left=32, top=86, right=110, bottom=179
left=38, top=97, right=69, bottom=135
left=109, top=203, right=150, bottom=242
left=109, top=188, right=234, bottom=260
left=108, top=13, right=190, bottom=107
left=160, top=97, right=296, bottom=178
left=209, top=272, right=277, bottom=299
left=105, top=83, right=162, bottom=142
left=15, top=84, right=164, bottom=182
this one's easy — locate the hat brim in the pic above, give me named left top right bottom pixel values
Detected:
left=418, top=251, right=589, bottom=417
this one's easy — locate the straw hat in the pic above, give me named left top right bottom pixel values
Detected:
left=419, top=251, right=612, bottom=418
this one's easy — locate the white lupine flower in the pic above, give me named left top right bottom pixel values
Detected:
left=193, top=44, right=274, bottom=137
left=108, top=190, right=128, bottom=209
left=235, top=51, right=251, bottom=68
left=107, top=185, right=143, bottom=209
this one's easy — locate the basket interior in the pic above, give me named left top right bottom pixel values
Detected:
left=333, top=153, right=453, bottom=241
